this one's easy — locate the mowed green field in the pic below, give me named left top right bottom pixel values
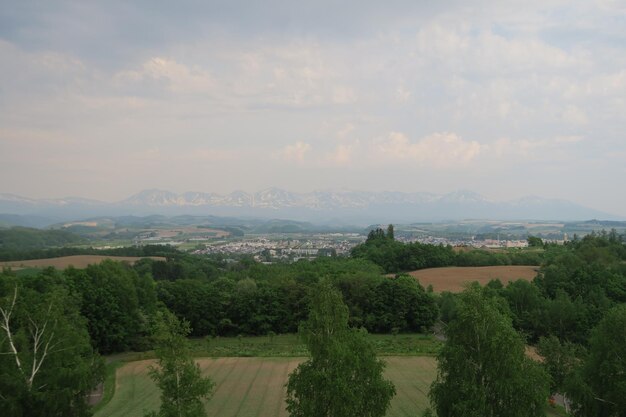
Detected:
left=95, top=356, right=436, bottom=417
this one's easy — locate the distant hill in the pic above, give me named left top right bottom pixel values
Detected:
left=46, top=214, right=348, bottom=236
left=0, top=227, right=85, bottom=251
left=0, top=214, right=62, bottom=228
left=0, top=188, right=620, bottom=225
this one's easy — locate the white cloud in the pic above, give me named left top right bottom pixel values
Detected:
left=488, top=135, right=586, bottom=160
left=326, top=143, right=355, bottom=166
left=335, top=123, right=355, bottom=139
left=2, top=2, right=626, bottom=213
left=275, top=141, right=312, bottom=162
left=395, top=86, right=411, bottom=103
left=489, top=137, right=545, bottom=158
left=374, top=132, right=482, bottom=167
left=332, top=86, right=357, bottom=104
left=554, top=135, right=584, bottom=144
left=181, top=147, right=238, bottom=162
left=561, top=105, right=588, bottom=125
left=116, top=57, right=214, bottom=94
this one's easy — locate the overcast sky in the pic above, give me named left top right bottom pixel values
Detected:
left=1, top=0, right=625, bottom=215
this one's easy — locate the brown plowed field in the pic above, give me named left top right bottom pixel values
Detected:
left=0, top=255, right=166, bottom=270
left=407, top=265, right=540, bottom=292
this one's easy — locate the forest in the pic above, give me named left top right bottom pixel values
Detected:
left=0, top=228, right=625, bottom=416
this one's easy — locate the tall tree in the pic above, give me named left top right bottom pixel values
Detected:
left=386, top=224, right=395, bottom=240
left=64, top=262, right=140, bottom=353
left=429, top=285, right=549, bottom=417
left=285, top=280, right=395, bottom=417
left=567, top=305, right=626, bottom=417
left=145, top=311, right=214, bottom=417
left=537, top=335, right=580, bottom=395
left=0, top=274, right=103, bottom=417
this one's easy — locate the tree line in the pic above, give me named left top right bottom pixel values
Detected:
left=351, top=225, right=544, bottom=273
left=3, top=255, right=439, bottom=355
left=0, top=242, right=181, bottom=262
left=0, top=226, right=85, bottom=256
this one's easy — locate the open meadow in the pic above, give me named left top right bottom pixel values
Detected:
left=94, top=355, right=566, bottom=417
left=95, top=356, right=437, bottom=417
left=407, top=265, right=540, bottom=292
left=0, top=255, right=166, bottom=270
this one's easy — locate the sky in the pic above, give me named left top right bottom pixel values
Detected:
left=0, top=0, right=625, bottom=215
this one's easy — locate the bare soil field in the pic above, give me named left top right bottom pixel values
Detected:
left=0, top=255, right=166, bottom=270
left=407, top=265, right=540, bottom=292
left=95, top=356, right=436, bottom=417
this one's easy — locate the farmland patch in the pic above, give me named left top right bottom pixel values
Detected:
left=0, top=255, right=166, bottom=270
left=406, top=265, right=539, bottom=292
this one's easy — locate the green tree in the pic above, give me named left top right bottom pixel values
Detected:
left=368, top=275, right=438, bottom=333
left=501, top=279, right=545, bottom=340
left=285, top=280, right=395, bottom=417
left=537, top=335, right=580, bottom=395
left=0, top=274, right=103, bottom=417
left=429, top=285, right=549, bottom=417
left=527, top=236, right=544, bottom=248
left=146, top=311, right=214, bottom=417
left=64, top=261, right=145, bottom=353
left=567, top=305, right=626, bottom=417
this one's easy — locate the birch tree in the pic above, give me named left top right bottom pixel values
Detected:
left=145, top=311, right=214, bottom=417
left=0, top=274, right=102, bottom=417
left=566, top=305, right=626, bottom=417
left=429, top=285, right=550, bottom=417
left=285, top=280, right=395, bottom=417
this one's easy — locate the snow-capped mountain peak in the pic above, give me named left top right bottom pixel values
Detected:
left=0, top=188, right=618, bottom=222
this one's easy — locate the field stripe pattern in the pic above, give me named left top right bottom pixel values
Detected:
left=95, top=357, right=436, bottom=417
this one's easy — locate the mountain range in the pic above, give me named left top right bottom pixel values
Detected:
left=0, top=188, right=619, bottom=227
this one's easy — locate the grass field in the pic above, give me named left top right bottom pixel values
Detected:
left=94, top=356, right=436, bottom=417
left=94, top=355, right=566, bottom=417
left=407, top=265, right=540, bottom=292
left=0, top=255, right=166, bottom=270
left=104, top=334, right=441, bottom=362
left=194, top=333, right=441, bottom=357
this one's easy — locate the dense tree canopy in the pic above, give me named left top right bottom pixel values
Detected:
left=0, top=227, right=85, bottom=253
left=567, top=305, right=626, bottom=417
left=64, top=261, right=151, bottom=353
left=156, top=258, right=437, bottom=337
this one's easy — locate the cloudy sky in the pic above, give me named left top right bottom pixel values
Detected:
left=1, top=0, right=625, bottom=214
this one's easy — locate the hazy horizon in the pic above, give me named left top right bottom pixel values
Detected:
left=2, top=187, right=623, bottom=223
left=1, top=1, right=625, bottom=216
